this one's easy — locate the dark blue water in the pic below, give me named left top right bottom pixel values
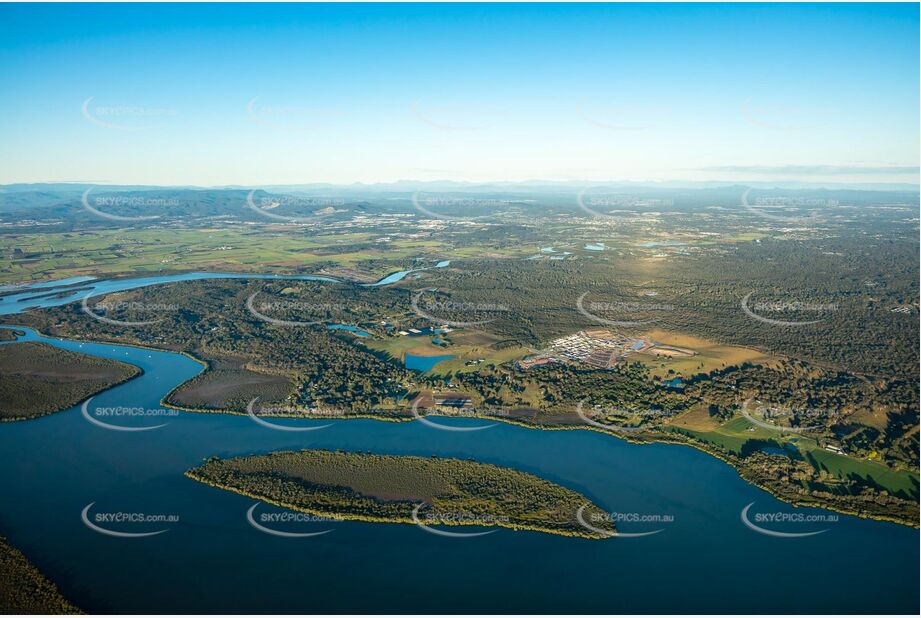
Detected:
left=0, top=326, right=917, bottom=614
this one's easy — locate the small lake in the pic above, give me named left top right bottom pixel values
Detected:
left=326, top=324, right=371, bottom=337
left=404, top=352, right=456, bottom=372
left=0, top=314, right=917, bottom=613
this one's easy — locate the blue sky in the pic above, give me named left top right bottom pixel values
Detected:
left=0, top=3, right=917, bottom=186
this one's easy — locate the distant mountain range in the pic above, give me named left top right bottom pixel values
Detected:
left=1, top=178, right=918, bottom=195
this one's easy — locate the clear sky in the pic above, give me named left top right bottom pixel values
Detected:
left=0, top=2, right=917, bottom=186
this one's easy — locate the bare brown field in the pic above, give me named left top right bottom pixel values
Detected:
left=635, top=329, right=780, bottom=377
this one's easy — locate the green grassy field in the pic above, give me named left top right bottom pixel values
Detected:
left=678, top=415, right=918, bottom=498
left=362, top=329, right=531, bottom=375
left=0, top=228, right=451, bottom=284
left=806, top=448, right=918, bottom=497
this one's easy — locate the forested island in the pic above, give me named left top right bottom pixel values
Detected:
left=0, top=341, right=141, bottom=421
left=186, top=449, right=615, bottom=538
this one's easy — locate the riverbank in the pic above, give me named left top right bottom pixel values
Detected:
left=1, top=324, right=917, bottom=529
left=0, top=536, right=80, bottom=614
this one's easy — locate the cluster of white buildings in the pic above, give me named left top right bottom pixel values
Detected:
left=548, top=329, right=650, bottom=368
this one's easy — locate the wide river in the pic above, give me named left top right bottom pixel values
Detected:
left=0, top=275, right=917, bottom=613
